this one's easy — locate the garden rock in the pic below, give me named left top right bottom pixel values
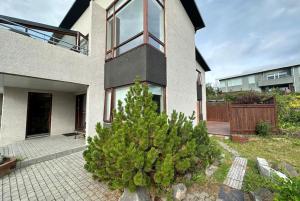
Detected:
left=119, top=188, right=151, bottom=201
left=184, top=192, right=214, bottom=201
left=257, top=157, right=288, bottom=180
left=172, top=183, right=187, bottom=201
left=205, top=164, right=218, bottom=177
left=257, top=157, right=271, bottom=177
left=184, top=173, right=192, bottom=181
left=249, top=188, right=274, bottom=201
left=279, top=161, right=299, bottom=177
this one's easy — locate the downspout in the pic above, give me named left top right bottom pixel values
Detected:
left=293, top=67, right=296, bottom=92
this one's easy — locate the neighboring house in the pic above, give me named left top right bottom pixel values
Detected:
left=0, top=0, right=210, bottom=145
left=219, top=64, right=300, bottom=93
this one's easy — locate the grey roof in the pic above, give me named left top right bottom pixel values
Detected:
left=218, top=63, right=300, bottom=81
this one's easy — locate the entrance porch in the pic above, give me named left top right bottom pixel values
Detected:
left=0, top=73, right=88, bottom=145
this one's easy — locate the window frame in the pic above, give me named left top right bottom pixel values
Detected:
left=103, top=82, right=166, bottom=123
left=105, top=0, right=165, bottom=61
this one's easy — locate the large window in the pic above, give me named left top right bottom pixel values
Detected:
left=106, top=0, right=165, bottom=60
left=228, top=78, right=242, bottom=87
left=248, top=75, right=256, bottom=84
left=267, top=71, right=289, bottom=80
left=104, top=83, right=165, bottom=122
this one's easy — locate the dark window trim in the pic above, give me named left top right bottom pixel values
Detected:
left=103, top=82, right=166, bottom=123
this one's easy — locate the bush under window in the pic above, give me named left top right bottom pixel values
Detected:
left=83, top=82, right=220, bottom=194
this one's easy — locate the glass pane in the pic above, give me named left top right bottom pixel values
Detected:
left=116, top=35, right=143, bottom=56
left=149, top=85, right=163, bottom=95
left=114, top=86, right=130, bottom=108
left=105, top=91, right=112, bottom=121
left=115, top=0, right=143, bottom=46
left=149, top=37, right=164, bottom=52
left=149, top=85, right=164, bottom=113
left=106, top=18, right=113, bottom=51
left=148, top=0, right=164, bottom=42
left=115, top=0, right=128, bottom=11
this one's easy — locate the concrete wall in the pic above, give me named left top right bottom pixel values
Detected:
left=51, top=92, right=76, bottom=135
left=0, top=87, right=77, bottom=145
left=0, top=2, right=106, bottom=143
left=165, top=0, right=198, bottom=120
left=0, top=87, right=28, bottom=145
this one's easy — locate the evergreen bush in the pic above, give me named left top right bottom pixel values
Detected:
left=83, top=81, right=219, bottom=194
left=256, top=121, right=272, bottom=137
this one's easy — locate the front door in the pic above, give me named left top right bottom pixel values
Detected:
left=26, top=93, right=52, bottom=137
left=75, top=94, right=86, bottom=132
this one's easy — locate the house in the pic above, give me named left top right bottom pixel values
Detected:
left=219, top=64, right=300, bottom=93
left=0, top=0, right=210, bottom=145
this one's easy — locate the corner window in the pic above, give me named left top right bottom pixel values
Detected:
left=106, top=0, right=165, bottom=60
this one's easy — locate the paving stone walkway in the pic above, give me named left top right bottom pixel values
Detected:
left=0, top=151, right=120, bottom=201
left=224, top=157, right=248, bottom=190
left=0, top=135, right=86, bottom=169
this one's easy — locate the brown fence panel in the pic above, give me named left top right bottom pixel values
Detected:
left=229, top=104, right=277, bottom=134
left=207, top=102, right=230, bottom=122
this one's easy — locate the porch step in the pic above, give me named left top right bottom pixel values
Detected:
left=224, top=157, right=248, bottom=190
left=16, top=145, right=86, bottom=169
left=0, top=135, right=86, bottom=170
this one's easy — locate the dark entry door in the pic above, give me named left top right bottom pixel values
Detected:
left=26, top=93, right=52, bottom=137
left=75, top=94, right=86, bottom=132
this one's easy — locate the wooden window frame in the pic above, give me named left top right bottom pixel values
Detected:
left=103, top=82, right=166, bottom=123
left=105, top=0, right=165, bottom=61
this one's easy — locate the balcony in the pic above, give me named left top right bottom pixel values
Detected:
left=0, top=15, right=88, bottom=55
left=258, top=76, right=294, bottom=87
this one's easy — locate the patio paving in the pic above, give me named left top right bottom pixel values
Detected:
left=0, top=151, right=120, bottom=201
left=207, top=121, right=231, bottom=136
left=0, top=135, right=86, bottom=169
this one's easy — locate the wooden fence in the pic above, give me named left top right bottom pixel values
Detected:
left=229, top=104, right=277, bottom=134
left=207, top=101, right=277, bottom=134
left=207, top=102, right=230, bottom=122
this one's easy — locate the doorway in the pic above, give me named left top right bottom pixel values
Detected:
left=26, top=93, right=52, bottom=137
left=75, top=94, right=86, bottom=132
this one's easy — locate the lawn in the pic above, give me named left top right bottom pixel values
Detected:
left=223, top=136, right=300, bottom=172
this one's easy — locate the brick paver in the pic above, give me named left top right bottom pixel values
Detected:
left=0, top=135, right=86, bottom=168
left=0, top=152, right=120, bottom=201
left=224, top=157, right=247, bottom=190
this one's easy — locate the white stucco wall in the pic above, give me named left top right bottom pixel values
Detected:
left=0, top=87, right=28, bottom=145
left=0, top=87, right=78, bottom=145
left=51, top=92, right=76, bottom=135
left=165, top=0, right=198, bottom=119
left=0, top=2, right=106, bottom=144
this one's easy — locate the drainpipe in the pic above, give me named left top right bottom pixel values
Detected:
left=293, top=67, right=297, bottom=92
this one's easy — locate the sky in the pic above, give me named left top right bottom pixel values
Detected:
left=1, top=0, right=300, bottom=85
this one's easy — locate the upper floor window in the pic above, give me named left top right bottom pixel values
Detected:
left=228, top=78, right=242, bottom=87
left=267, top=71, right=289, bottom=80
left=219, top=81, right=226, bottom=88
left=106, top=0, right=165, bottom=60
left=248, top=75, right=256, bottom=84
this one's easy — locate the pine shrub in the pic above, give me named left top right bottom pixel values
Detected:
left=83, top=81, right=219, bottom=193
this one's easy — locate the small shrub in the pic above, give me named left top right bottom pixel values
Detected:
left=256, top=121, right=272, bottom=137
left=83, top=81, right=219, bottom=194
left=273, top=177, right=300, bottom=201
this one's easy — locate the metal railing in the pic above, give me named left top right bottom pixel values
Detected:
left=0, top=16, right=88, bottom=55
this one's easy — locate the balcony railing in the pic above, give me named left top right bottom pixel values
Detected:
left=258, top=76, right=294, bottom=87
left=0, top=15, right=88, bottom=55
